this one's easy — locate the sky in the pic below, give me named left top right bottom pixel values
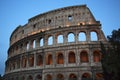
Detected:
left=0, top=0, right=120, bottom=75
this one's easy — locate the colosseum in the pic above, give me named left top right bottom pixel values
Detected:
left=4, top=5, right=107, bottom=80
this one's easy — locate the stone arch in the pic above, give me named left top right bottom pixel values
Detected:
left=69, top=73, right=77, bottom=80
left=35, top=74, right=42, bottom=80
left=46, top=54, right=53, bottom=65
left=90, top=31, right=98, bottom=41
left=48, top=35, right=53, bottom=45
left=32, top=39, right=36, bottom=48
left=56, top=73, right=64, bottom=80
left=26, top=42, right=30, bottom=50
left=93, top=50, right=101, bottom=62
left=27, top=75, right=33, bottom=80
left=80, top=50, right=89, bottom=62
left=68, top=51, right=76, bottom=63
left=37, top=54, right=43, bottom=66
left=78, top=32, right=86, bottom=41
left=68, top=32, right=75, bottom=42
left=82, top=73, right=91, bottom=80
left=29, top=54, right=34, bottom=67
left=46, top=74, right=52, bottom=80
left=57, top=34, right=64, bottom=43
left=57, top=52, right=64, bottom=64
left=39, top=37, right=44, bottom=47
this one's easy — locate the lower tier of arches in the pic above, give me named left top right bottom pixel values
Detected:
left=3, top=67, right=104, bottom=80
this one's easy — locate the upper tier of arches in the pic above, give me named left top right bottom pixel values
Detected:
left=8, top=26, right=106, bottom=58
left=10, top=5, right=100, bottom=45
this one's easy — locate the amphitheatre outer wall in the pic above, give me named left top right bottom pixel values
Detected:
left=4, top=5, right=107, bottom=80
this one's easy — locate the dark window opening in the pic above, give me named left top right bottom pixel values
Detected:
left=68, top=15, right=72, bottom=21
left=48, top=19, right=51, bottom=24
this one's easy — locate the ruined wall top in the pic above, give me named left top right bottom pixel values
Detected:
left=10, top=5, right=101, bottom=45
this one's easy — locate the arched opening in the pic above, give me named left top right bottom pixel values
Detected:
left=68, top=33, right=75, bottom=42
left=32, top=40, right=36, bottom=48
left=40, top=38, right=44, bottom=47
left=22, top=56, right=27, bottom=68
left=29, top=55, right=34, bottom=67
left=68, top=15, right=72, bottom=21
left=78, top=32, right=86, bottom=41
left=26, top=42, right=29, bottom=50
left=93, top=51, right=101, bottom=62
left=95, top=73, right=104, bottom=80
left=46, top=54, right=53, bottom=65
left=57, top=53, right=64, bottom=64
left=57, top=35, right=63, bottom=43
left=80, top=51, right=89, bottom=62
left=37, top=55, right=43, bottom=66
left=69, top=73, right=77, bottom=80
left=91, top=31, right=98, bottom=41
left=27, top=75, right=33, bottom=80
left=46, top=74, right=52, bottom=80
left=35, top=75, right=42, bottom=80
left=68, top=51, right=76, bottom=63
left=82, top=73, right=91, bottom=80
left=48, top=36, right=53, bottom=45
left=57, top=74, right=64, bottom=80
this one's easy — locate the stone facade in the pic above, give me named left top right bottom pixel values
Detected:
left=4, top=5, right=107, bottom=80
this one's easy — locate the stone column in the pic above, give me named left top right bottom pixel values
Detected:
left=75, top=32, right=79, bottom=44
left=64, top=33, right=67, bottom=44
left=64, top=73, right=68, bottom=80
left=89, top=45, right=93, bottom=65
left=53, top=34, right=56, bottom=45
left=20, top=55, right=22, bottom=69
left=44, top=35, right=48, bottom=46
left=36, top=38, right=40, bottom=48
left=52, top=73, right=56, bottom=80
left=29, top=40, right=33, bottom=50
left=76, top=49, right=79, bottom=66
left=52, top=52, right=56, bottom=67
left=86, top=30, right=90, bottom=42
left=26, top=55, right=29, bottom=68
left=23, top=42, right=26, bottom=52
left=43, top=52, right=46, bottom=68
left=34, top=53, right=36, bottom=67
left=64, top=51, right=67, bottom=67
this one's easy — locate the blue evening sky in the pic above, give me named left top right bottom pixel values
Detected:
left=0, top=0, right=120, bottom=75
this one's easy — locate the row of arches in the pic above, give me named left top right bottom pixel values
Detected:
left=47, top=31, right=98, bottom=45
left=9, top=31, right=99, bottom=58
left=6, top=50, right=101, bottom=72
left=45, top=73, right=103, bottom=80
left=26, top=31, right=98, bottom=48
left=11, top=6, right=92, bottom=45
left=7, top=72, right=103, bottom=80
left=46, top=50, right=101, bottom=65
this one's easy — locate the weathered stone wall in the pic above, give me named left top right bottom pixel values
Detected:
left=4, top=5, right=107, bottom=80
